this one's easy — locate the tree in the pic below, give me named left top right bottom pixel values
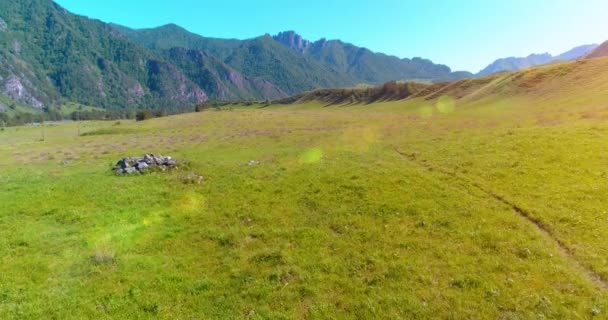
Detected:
left=135, top=110, right=154, bottom=121
left=195, top=103, right=209, bottom=112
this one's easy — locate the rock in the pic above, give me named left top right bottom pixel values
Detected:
left=143, top=154, right=154, bottom=164
left=248, top=160, right=260, bottom=166
left=117, top=158, right=131, bottom=169
left=113, top=154, right=179, bottom=175
left=136, top=162, right=149, bottom=170
left=124, top=167, right=138, bottom=174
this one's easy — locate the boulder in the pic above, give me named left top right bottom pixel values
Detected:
left=113, top=154, right=178, bottom=175
left=136, top=162, right=149, bottom=170
left=124, top=167, right=138, bottom=175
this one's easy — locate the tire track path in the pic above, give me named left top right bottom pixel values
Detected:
left=393, top=147, right=607, bottom=290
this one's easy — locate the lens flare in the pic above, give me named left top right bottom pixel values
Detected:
left=436, top=96, right=456, bottom=114
left=175, top=191, right=206, bottom=212
left=300, top=148, right=323, bottom=164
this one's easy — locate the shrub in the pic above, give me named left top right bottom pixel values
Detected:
left=195, top=103, right=208, bottom=112
left=135, top=110, right=154, bottom=121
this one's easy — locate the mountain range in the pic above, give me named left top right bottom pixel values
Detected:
left=0, top=0, right=471, bottom=111
left=0, top=0, right=604, bottom=113
left=113, top=25, right=472, bottom=96
left=476, top=44, right=598, bottom=76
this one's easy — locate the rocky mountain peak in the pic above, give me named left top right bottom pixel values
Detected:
left=273, top=31, right=311, bottom=52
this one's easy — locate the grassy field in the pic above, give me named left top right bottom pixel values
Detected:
left=1, top=58, right=608, bottom=319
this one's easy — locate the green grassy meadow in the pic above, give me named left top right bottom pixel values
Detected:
left=2, top=59, right=608, bottom=319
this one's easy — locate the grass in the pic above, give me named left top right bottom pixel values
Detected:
left=79, top=127, right=142, bottom=136
left=0, top=95, right=39, bottom=116
left=59, top=102, right=106, bottom=116
left=1, top=58, right=608, bottom=318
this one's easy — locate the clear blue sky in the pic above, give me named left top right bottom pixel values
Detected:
left=54, top=0, right=608, bottom=73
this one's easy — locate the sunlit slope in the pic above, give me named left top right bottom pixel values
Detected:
left=270, top=56, right=608, bottom=298
left=282, top=56, right=608, bottom=122
left=583, top=41, right=608, bottom=60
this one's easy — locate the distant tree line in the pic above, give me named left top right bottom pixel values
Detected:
left=0, top=110, right=62, bottom=127
left=0, top=109, right=138, bottom=127
left=0, top=99, right=273, bottom=128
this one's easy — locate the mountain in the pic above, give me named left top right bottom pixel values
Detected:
left=272, top=31, right=311, bottom=53
left=0, top=0, right=207, bottom=111
left=477, top=44, right=598, bottom=76
left=164, top=47, right=287, bottom=100
left=274, top=31, right=471, bottom=83
left=0, top=0, right=471, bottom=111
left=583, top=41, right=608, bottom=59
left=116, top=26, right=472, bottom=94
left=554, top=44, right=598, bottom=60
left=110, top=23, right=243, bottom=60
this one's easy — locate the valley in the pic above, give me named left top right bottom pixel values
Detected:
left=1, top=56, right=608, bottom=318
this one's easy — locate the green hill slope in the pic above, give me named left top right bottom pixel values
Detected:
left=0, top=0, right=206, bottom=110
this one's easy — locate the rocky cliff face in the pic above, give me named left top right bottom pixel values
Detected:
left=3, top=76, right=44, bottom=108
left=273, top=31, right=312, bottom=52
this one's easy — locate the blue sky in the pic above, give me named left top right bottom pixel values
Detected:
left=54, top=0, right=608, bottom=73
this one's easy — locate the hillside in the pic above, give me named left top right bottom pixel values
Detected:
left=0, top=0, right=207, bottom=111
left=273, top=31, right=472, bottom=82
left=285, top=56, right=608, bottom=112
left=115, top=26, right=472, bottom=94
left=164, top=48, right=287, bottom=101
left=477, top=44, right=597, bottom=76
left=0, top=1, right=474, bottom=111
left=583, top=41, right=608, bottom=59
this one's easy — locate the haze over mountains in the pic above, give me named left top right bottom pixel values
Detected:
left=476, top=44, right=598, bottom=76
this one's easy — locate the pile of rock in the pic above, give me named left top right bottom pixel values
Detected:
left=114, top=154, right=177, bottom=175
